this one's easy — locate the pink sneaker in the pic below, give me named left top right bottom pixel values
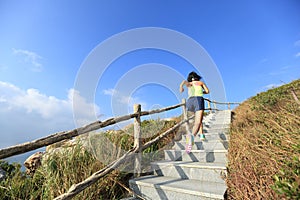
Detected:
left=185, top=134, right=194, bottom=153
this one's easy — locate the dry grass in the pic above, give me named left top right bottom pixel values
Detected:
left=227, top=80, right=300, bottom=199
left=0, top=117, right=181, bottom=199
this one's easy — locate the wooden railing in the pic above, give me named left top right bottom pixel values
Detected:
left=0, top=98, right=239, bottom=200
left=0, top=102, right=185, bottom=160
left=205, top=98, right=240, bottom=111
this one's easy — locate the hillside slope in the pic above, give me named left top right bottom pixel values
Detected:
left=227, top=79, right=300, bottom=199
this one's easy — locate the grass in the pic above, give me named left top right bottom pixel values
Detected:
left=0, top=118, right=180, bottom=199
left=227, top=79, right=300, bottom=199
left=1, top=142, right=131, bottom=199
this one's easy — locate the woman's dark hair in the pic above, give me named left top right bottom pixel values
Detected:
left=187, top=71, right=201, bottom=82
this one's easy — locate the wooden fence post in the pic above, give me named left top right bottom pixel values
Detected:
left=182, top=99, right=190, bottom=133
left=213, top=102, right=217, bottom=111
left=133, top=104, right=142, bottom=177
left=207, top=100, right=212, bottom=113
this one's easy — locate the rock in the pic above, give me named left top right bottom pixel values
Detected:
left=46, top=136, right=88, bottom=153
left=24, top=151, right=44, bottom=176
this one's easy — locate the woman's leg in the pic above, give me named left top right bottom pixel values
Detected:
left=198, top=110, right=204, bottom=134
left=192, top=110, right=202, bottom=136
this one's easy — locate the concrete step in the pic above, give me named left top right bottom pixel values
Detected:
left=209, top=114, right=231, bottom=120
left=199, top=133, right=229, bottom=141
left=204, top=127, right=230, bottom=133
left=164, top=149, right=227, bottom=164
left=181, top=133, right=230, bottom=142
left=213, top=114, right=231, bottom=119
left=204, top=123, right=230, bottom=128
left=130, top=175, right=226, bottom=200
left=174, top=139, right=229, bottom=150
left=208, top=114, right=230, bottom=118
left=204, top=123, right=230, bottom=129
left=205, top=123, right=230, bottom=128
left=151, top=161, right=227, bottom=183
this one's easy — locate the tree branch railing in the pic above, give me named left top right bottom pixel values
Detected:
left=205, top=98, right=240, bottom=111
left=0, top=103, right=184, bottom=159
left=0, top=98, right=239, bottom=200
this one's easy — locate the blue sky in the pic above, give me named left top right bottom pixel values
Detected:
left=0, top=0, right=300, bottom=160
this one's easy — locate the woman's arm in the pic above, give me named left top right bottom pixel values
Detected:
left=179, top=80, right=190, bottom=93
left=202, top=82, right=210, bottom=94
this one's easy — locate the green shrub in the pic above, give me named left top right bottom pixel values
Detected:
left=272, top=156, right=300, bottom=199
left=0, top=161, right=34, bottom=200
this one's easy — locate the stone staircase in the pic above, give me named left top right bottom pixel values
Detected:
left=128, top=110, right=231, bottom=200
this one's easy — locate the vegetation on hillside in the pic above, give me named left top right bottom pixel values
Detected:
left=227, top=79, right=300, bottom=199
left=0, top=118, right=180, bottom=199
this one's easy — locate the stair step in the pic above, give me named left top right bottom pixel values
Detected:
left=164, top=150, right=227, bottom=163
left=174, top=139, right=229, bottom=150
left=204, top=127, right=230, bottom=133
left=181, top=133, right=230, bottom=142
left=204, top=123, right=230, bottom=127
left=129, top=175, right=226, bottom=200
left=151, top=161, right=227, bottom=183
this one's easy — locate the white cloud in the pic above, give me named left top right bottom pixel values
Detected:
left=0, top=81, right=100, bottom=149
left=103, top=88, right=117, bottom=96
left=69, top=89, right=100, bottom=126
left=0, top=82, right=69, bottom=119
left=12, top=48, right=43, bottom=72
left=295, top=52, right=300, bottom=58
